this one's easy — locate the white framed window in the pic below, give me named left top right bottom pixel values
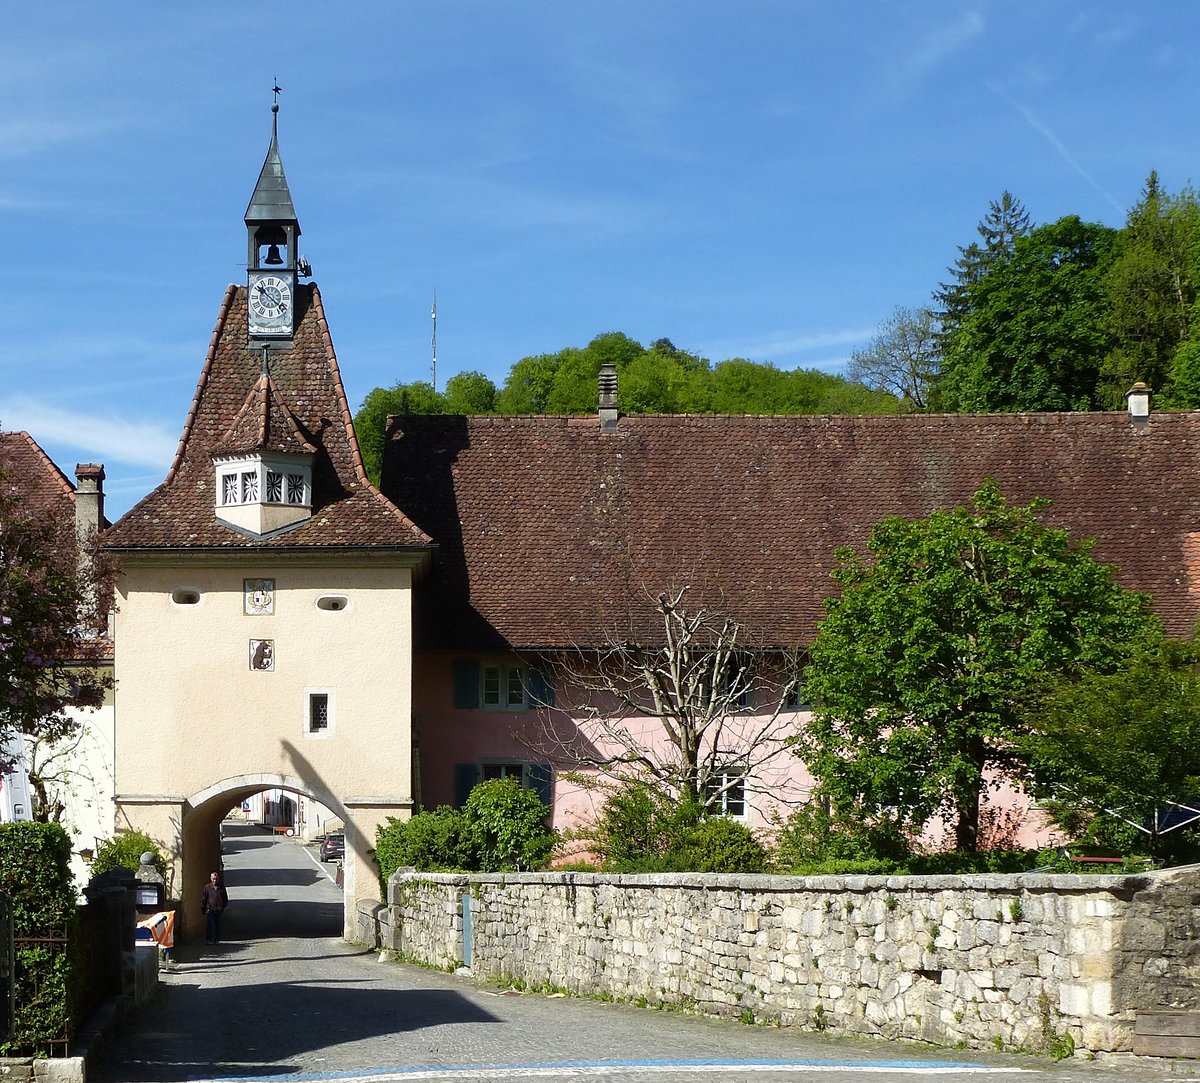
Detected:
left=705, top=766, right=747, bottom=819
left=482, top=664, right=526, bottom=710
left=214, top=456, right=311, bottom=509
left=481, top=762, right=527, bottom=784
left=304, top=688, right=335, bottom=738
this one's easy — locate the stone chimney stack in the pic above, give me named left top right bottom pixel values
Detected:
left=74, top=464, right=106, bottom=541
left=598, top=363, right=618, bottom=434
left=1126, top=382, right=1151, bottom=430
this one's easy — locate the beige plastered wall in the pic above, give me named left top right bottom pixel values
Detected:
left=112, top=551, right=418, bottom=939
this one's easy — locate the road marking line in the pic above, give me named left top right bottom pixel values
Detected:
left=211, top=1058, right=1035, bottom=1082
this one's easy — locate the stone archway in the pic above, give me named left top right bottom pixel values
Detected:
left=122, top=772, right=386, bottom=940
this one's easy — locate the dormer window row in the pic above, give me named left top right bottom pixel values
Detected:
left=219, top=465, right=308, bottom=508
left=213, top=452, right=313, bottom=537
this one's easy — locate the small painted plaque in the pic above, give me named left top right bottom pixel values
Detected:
left=244, top=578, right=275, bottom=615
left=249, top=639, right=275, bottom=671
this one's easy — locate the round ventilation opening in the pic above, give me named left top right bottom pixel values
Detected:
left=317, top=595, right=349, bottom=612
left=171, top=589, right=200, bottom=606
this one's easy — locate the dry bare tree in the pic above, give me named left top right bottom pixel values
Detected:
left=529, top=586, right=809, bottom=813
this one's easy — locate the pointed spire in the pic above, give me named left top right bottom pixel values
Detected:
left=245, top=92, right=299, bottom=225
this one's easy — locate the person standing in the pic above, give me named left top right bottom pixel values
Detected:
left=201, top=871, right=229, bottom=944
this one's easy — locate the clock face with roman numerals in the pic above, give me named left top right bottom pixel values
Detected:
left=248, top=273, right=293, bottom=335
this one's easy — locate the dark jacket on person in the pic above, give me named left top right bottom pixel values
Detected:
left=201, top=881, right=228, bottom=913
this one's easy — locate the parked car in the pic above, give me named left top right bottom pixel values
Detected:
left=320, top=832, right=344, bottom=862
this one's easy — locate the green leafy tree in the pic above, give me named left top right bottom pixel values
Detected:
left=464, top=778, right=557, bottom=871
left=707, top=358, right=790, bottom=413
left=798, top=481, right=1159, bottom=851
left=375, top=806, right=475, bottom=881
left=91, top=828, right=169, bottom=882
left=495, top=352, right=564, bottom=414
left=0, top=822, right=77, bottom=1054
left=849, top=306, right=941, bottom=411
left=621, top=342, right=711, bottom=413
left=1025, top=639, right=1200, bottom=858
left=1102, top=173, right=1200, bottom=405
left=442, top=371, right=498, bottom=414
left=544, top=346, right=601, bottom=413
left=354, top=382, right=447, bottom=485
left=939, top=216, right=1120, bottom=412
left=0, top=458, right=113, bottom=789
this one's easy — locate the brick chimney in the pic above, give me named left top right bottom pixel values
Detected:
left=74, top=463, right=106, bottom=541
left=598, top=363, right=618, bottom=434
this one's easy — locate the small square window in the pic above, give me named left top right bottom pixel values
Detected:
left=705, top=768, right=747, bottom=818
left=481, top=664, right=527, bottom=711
left=482, top=665, right=502, bottom=707
left=266, top=471, right=283, bottom=503
left=222, top=474, right=239, bottom=506
left=287, top=474, right=305, bottom=504
left=481, top=763, right=526, bottom=783
left=309, top=693, right=329, bottom=732
left=506, top=667, right=526, bottom=707
left=241, top=471, right=259, bottom=503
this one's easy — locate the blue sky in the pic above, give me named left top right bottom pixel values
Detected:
left=2, top=4, right=1198, bottom=518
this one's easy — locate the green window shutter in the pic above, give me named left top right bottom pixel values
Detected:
left=454, top=763, right=480, bottom=808
left=452, top=661, right=480, bottom=708
left=525, top=667, right=554, bottom=708
left=527, top=763, right=553, bottom=810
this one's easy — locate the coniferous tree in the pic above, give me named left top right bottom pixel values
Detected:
left=934, top=191, right=1033, bottom=360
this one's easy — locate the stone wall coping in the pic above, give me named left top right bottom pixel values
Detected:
left=391, top=868, right=1154, bottom=896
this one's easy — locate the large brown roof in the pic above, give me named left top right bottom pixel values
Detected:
left=104, top=283, right=431, bottom=552
left=0, top=431, right=113, bottom=661
left=381, top=410, right=1200, bottom=650
left=0, top=431, right=75, bottom=519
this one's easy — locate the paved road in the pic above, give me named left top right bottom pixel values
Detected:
left=93, top=824, right=1185, bottom=1083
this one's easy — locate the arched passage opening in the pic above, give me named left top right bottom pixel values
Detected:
left=180, top=773, right=348, bottom=939
left=118, top=771, right=401, bottom=941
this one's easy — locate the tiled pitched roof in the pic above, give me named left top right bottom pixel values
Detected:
left=0, top=431, right=75, bottom=519
left=0, top=431, right=113, bottom=661
left=214, top=371, right=317, bottom=457
left=103, top=283, right=431, bottom=551
left=381, top=410, right=1200, bottom=650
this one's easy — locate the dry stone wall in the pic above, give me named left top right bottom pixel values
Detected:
left=384, top=865, right=1200, bottom=1055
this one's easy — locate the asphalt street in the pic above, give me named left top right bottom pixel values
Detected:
left=91, top=823, right=1195, bottom=1083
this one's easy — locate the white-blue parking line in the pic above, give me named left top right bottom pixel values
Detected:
left=210, top=1058, right=1035, bottom=1082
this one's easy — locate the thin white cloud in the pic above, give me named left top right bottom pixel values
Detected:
left=0, top=119, right=112, bottom=159
left=0, top=397, right=176, bottom=469
left=992, top=88, right=1125, bottom=215
left=885, top=9, right=986, bottom=93
left=698, top=328, right=873, bottom=365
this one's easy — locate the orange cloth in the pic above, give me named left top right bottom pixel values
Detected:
left=136, top=910, right=175, bottom=949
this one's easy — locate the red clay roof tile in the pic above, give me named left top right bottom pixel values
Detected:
left=103, top=283, right=432, bottom=552
left=382, top=410, right=1200, bottom=649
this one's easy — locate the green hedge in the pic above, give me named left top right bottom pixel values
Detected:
left=91, top=829, right=168, bottom=882
left=376, top=779, right=558, bottom=884
left=0, top=822, right=78, bottom=1054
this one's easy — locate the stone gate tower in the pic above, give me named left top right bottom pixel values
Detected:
left=103, top=106, right=432, bottom=938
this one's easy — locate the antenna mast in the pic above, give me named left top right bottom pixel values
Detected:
left=431, top=292, right=438, bottom=391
